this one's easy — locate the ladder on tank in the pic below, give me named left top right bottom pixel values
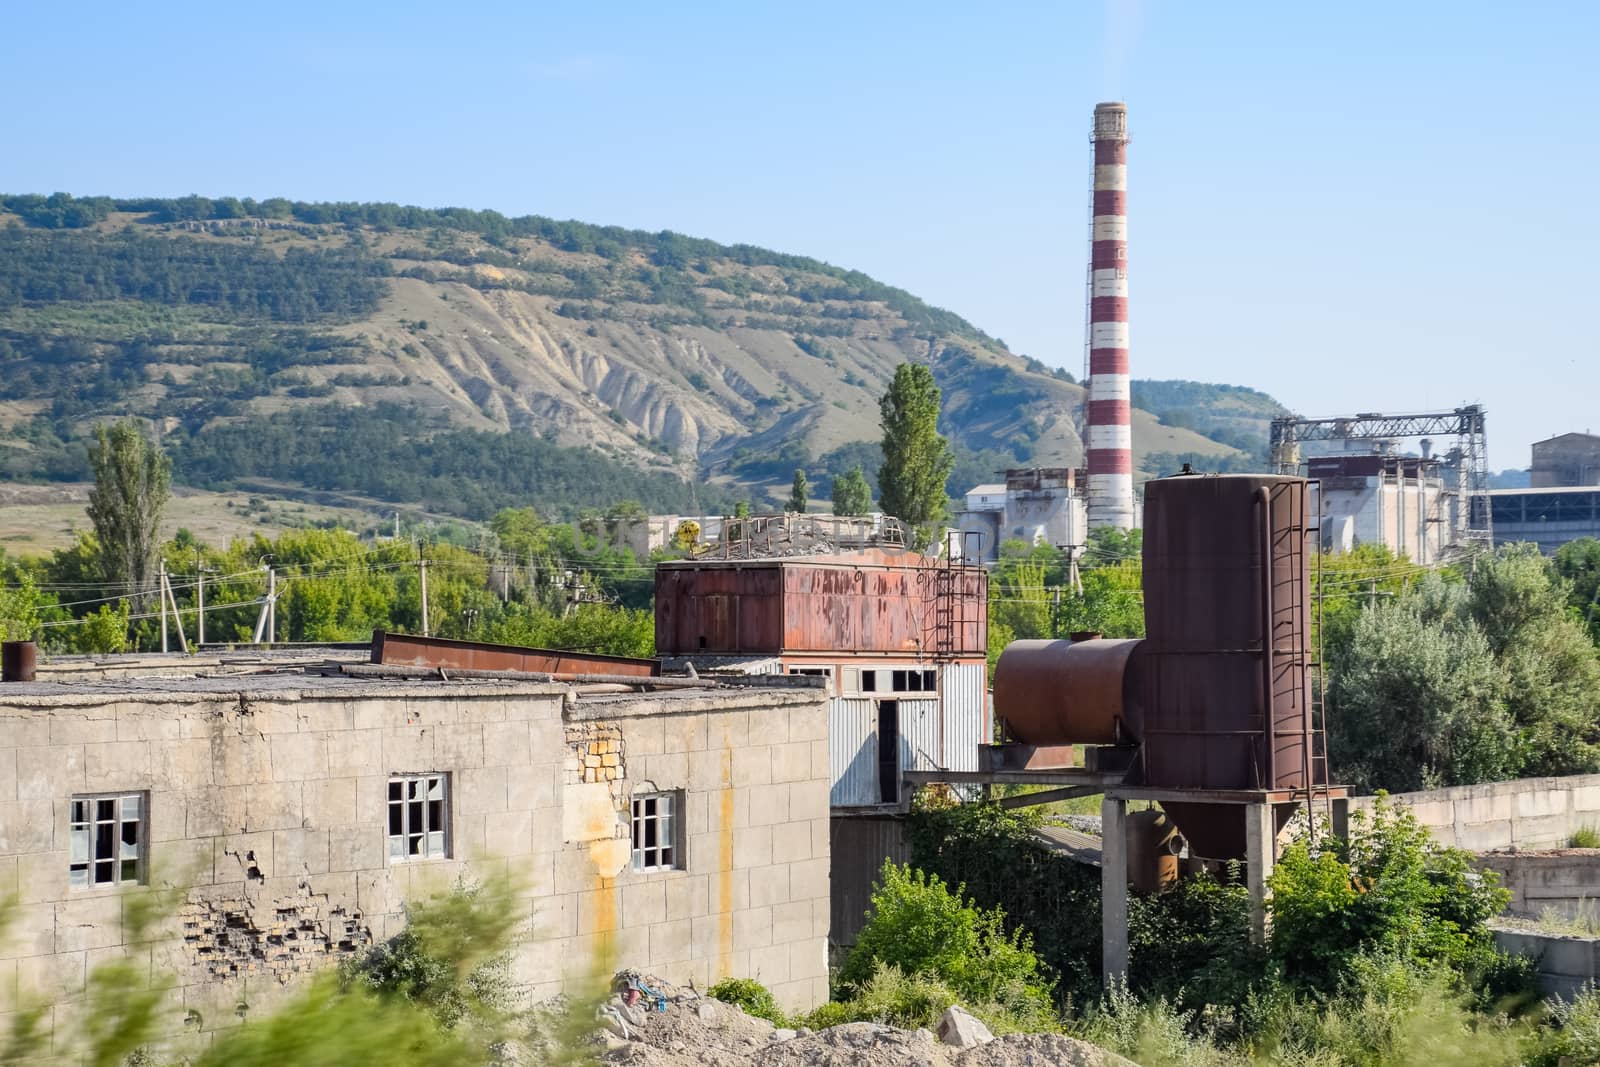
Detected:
left=1267, top=481, right=1332, bottom=843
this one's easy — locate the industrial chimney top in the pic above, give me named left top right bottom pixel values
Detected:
left=1093, top=101, right=1128, bottom=141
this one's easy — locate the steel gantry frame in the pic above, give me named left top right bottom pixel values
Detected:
left=1268, top=405, right=1492, bottom=554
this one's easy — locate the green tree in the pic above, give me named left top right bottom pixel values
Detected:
left=85, top=420, right=171, bottom=604
left=1466, top=543, right=1600, bottom=776
left=1555, top=537, right=1600, bottom=645
left=830, top=465, right=872, bottom=516
left=0, top=571, right=44, bottom=642
left=1328, top=575, right=1516, bottom=792
left=786, top=469, right=808, bottom=513
left=877, top=363, right=954, bottom=549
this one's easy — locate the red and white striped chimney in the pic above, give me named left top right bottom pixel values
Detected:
left=1086, top=100, right=1136, bottom=530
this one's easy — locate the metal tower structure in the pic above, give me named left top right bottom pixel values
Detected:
left=1268, top=405, right=1492, bottom=553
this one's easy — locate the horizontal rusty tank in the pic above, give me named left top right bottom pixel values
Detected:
left=992, top=637, right=1144, bottom=746
left=1141, top=473, right=1317, bottom=794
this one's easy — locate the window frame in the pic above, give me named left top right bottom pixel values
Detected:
left=387, top=773, right=451, bottom=863
left=69, top=792, right=146, bottom=890
left=630, top=790, right=684, bottom=873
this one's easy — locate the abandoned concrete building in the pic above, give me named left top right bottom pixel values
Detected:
left=0, top=662, right=831, bottom=1054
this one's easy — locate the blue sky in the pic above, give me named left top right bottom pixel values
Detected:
left=3, top=0, right=1595, bottom=466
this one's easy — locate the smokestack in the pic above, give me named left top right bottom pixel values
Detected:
left=1086, top=101, right=1136, bottom=530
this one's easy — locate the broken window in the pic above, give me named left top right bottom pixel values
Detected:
left=388, top=774, right=449, bottom=862
left=889, top=669, right=938, bottom=693
left=70, top=793, right=144, bottom=888
left=631, top=791, right=681, bottom=872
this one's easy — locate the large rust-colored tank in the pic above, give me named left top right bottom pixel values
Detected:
left=992, top=637, right=1144, bottom=746
left=989, top=473, right=1321, bottom=858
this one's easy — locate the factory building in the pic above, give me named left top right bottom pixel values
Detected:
left=653, top=548, right=988, bottom=943
left=956, top=467, right=1089, bottom=564
left=1310, top=453, right=1457, bottom=566
left=1532, top=432, right=1600, bottom=488
left=0, top=658, right=833, bottom=1053
left=1490, top=487, right=1600, bottom=553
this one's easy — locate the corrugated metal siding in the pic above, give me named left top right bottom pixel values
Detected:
left=941, top=663, right=988, bottom=771
left=830, top=815, right=911, bottom=946
left=829, top=697, right=878, bottom=806
left=897, top=698, right=941, bottom=772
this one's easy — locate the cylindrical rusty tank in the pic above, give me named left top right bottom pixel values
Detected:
left=1140, top=474, right=1317, bottom=795
left=1, top=641, right=37, bottom=682
left=992, top=637, right=1144, bottom=746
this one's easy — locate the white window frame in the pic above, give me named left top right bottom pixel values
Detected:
left=631, top=791, right=683, bottom=873
left=70, top=792, right=146, bottom=889
left=388, top=773, right=450, bottom=862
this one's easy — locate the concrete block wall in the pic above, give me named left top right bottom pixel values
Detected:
left=1493, top=927, right=1600, bottom=1001
left=1349, top=774, right=1600, bottom=852
left=0, top=678, right=830, bottom=1058
left=1474, top=852, right=1600, bottom=921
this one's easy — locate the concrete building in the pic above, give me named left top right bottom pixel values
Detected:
left=1490, top=486, right=1600, bottom=554
left=1532, top=432, right=1600, bottom=488
left=0, top=667, right=831, bottom=1055
left=957, top=467, right=1088, bottom=564
left=1310, top=453, right=1456, bottom=565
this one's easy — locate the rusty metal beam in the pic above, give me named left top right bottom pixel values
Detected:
left=903, top=769, right=1126, bottom=788
left=372, top=631, right=659, bottom=677
left=998, top=785, right=1102, bottom=810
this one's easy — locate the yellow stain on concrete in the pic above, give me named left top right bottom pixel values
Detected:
left=717, top=738, right=735, bottom=976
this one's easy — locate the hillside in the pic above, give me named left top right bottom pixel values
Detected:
left=0, top=193, right=1257, bottom=518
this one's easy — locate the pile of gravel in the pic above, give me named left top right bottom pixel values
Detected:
left=585, top=972, right=1137, bottom=1067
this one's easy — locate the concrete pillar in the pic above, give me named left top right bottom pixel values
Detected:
left=1330, top=796, right=1350, bottom=842
left=1245, top=801, right=1275, bottom=947
left=1101, top=795, right=1128, bottom=985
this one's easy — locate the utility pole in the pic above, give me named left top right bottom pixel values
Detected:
left=417, top=549, right=431, bottom=637
left=195, top=550, right=211, bottom=647
left=267, top=567, right=276, bottom=642
left=158, top=559, right=168, bottom=653
left=162, top=567, right=189, bottom=654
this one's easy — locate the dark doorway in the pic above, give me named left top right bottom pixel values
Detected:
left=877, top=700, right=899, bottom=804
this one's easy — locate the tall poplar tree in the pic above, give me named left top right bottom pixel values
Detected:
left=787, top=470, right=809, bottom=513
left=831, top=466, right=872, bottom=517
left=86, top=420, right=171, bottom=604
left=877, top=363, right=954, bottom=550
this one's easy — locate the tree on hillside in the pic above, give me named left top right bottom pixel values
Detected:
left=877, top=363, right=954, bottom=550
left=831, top=466, right=872, bottom=517
left=86, top=421, right=170, bottom=604
left=787, top=470, right=808, bottom=514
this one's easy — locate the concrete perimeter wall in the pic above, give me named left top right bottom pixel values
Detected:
left=1493, top=927, right=1600, bottom=1001
left=1349, top=774, right=1600, bottom=851
left=0, top=679, right=831, bottom=1060
left=1474, top=852, right=1600, bottom=921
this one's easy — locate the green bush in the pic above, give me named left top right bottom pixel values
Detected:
left=840, top=860, right=1055, bottom=1026
left=1531, top=984, right=1600, bottom=1067
left=1570, top=826, right=1600, bottom=848
left=706, top=977, right=785, bottom=1026
left=1270, top=797, right=1511, bottom=986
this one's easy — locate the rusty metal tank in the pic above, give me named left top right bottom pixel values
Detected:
left=1140, top=473, right=1318, bottom=794
left=992, top=637, right=1144, bottom=746
left=1, top=641, right=37, bottom=682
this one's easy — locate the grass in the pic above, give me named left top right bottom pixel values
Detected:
left=1568, top=826, right=1600, bottom=848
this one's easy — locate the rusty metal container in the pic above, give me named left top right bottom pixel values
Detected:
left=1140, top=474, right=1317, bottom=793
left=992, top=638, right=1144, bottom=746
left=654, top=551, right=987, bottom=657
left=2, top=640, right=37, bottom=682
left=1126, top=809, right=1183, bottom=893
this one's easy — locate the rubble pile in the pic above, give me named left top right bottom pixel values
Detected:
left=587, top=972, right=1138, bottom=1067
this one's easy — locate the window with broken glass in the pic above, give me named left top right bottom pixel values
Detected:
left=388, top=774, right=449, bottom=861
left=631, top=791, right=681, bottom=872
left=70, top=793, right=144, bottom=888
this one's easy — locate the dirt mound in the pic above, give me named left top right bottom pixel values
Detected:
left=591, top=972, right=1137, bottom=1067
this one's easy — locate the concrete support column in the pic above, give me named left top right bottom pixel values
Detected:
left=1101, top=795, right=1129, bottom=985
left=1245, top=801, right=1275, bottom=947
left=1330, top=796, right=1350, bottom=842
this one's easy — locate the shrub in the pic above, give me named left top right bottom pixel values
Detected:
left=706, top=977, right=785, bottom=1026
left=1570, top=826, right=1600, bottom=848
left=1269, top=797, right=1511, bottom=985
left=1531, top=984, right=1600, bottom=1067
left=840, top=860, right=1055, bottom=1024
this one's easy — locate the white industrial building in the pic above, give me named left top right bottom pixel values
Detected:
left=956, top=467, right=1089, bottom=564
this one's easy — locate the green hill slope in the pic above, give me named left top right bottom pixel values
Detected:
left=0, top=193, right=1263, bottom=518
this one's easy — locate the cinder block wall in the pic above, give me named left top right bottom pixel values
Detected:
left=1475, top=852, right=1600, bottom=920
left=1349, top=775, right=1600, bottom=852
left=0, top=679, right=830, bottom=1058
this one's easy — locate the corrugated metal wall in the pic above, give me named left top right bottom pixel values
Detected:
left=897, top=698, right=941, bottom=773
left=830, top=815, right=911, bottom=946
left=829, top=697, right=879, bottom=806
left=941, top=663, right=988, bottom=771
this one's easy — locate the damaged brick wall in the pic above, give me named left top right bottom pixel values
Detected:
left=182, top=880, right=372, bottom=983
left=567, top=722, right=625, bottom=784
